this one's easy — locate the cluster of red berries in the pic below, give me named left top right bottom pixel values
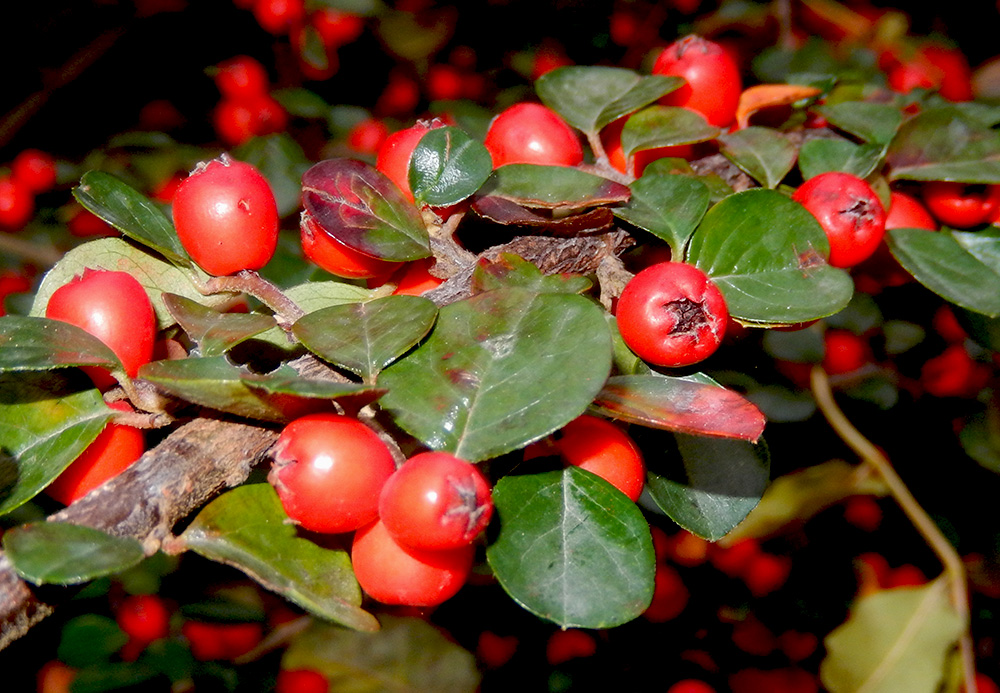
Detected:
left=268, top=413, right=493, bottom=607
left=0, top=149, right=57, bottom=231
left=210, top=55, right=288, bottom=148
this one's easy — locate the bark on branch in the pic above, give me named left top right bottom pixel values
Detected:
left=0, top=416, right=279, bottom=651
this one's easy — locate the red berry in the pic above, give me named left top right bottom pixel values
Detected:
left=778, top=630, right=819, bottom=663
left=300, top=212, right=402, bottom=279
left=347, top=118, right=390, bottom=156
left=667, top=681, right=717, bottom=693
left=182, top=621, right=263, bottom=660
left=792, top=172, right=887, bottom=268
left=662, top=529, right=710, bottom=568
left=252, top=0, right=305, bottom=34
left=351, top=518, right=474, bottom=607
left=11, top=148, right=57, bottom=194
left=843, top=495, right=882, bottom=532
left=310, top=8, right=363, bottom=48
left=643, top=563, right=689, bottom=622
left=822, top=329, right=869, bottom=375
left=742, top=552, right=792, bottom=597
left=67, top=206, right=116, bottom=238
left=616, top=262, right=729, bottom=368
left=115, top=594, right=171, bottom=651
left=921, top=344, right=989, bottom=398
left=652, top=35, right=742, bottom=128
left=601, top=115, right=694, bottom=177
left=483, top=102, right=583, bottom=168
left=375, top=120, right=445, bottom=202
left=45, top=268, right=156, bottom=386
left=731, top=614, right=777, bottom=656
left=37, top=660, right=76, bottom=693
left=212, top=55, right=270, bottom=101
left=275, top=669, right=329, bottom=693
left=426, top=63, right=465, bottom=102
left=553, top=415, right=646, bottom=501
left=269, top=413, right=397, bottom=534
left=45, top=401, right=145, bottom=505
left=375, top=72, right=421, bottom=117
left=172, top=156, right=279, bottom=276
left=545, top=629, right=597, bottom=665
left=0, top=174, right=35, bottom=231
left=477, top=631, right=519, bottom=669
left=922, top=181, right=1000, bottom=228
left=885, top=190, right=937, bottom=231
left=708, top=537, right=761, bottom=577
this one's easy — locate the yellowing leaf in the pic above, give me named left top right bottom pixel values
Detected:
left=820, top=578, right=966, bottom=693
left=735, top=85, right=823, bottom=130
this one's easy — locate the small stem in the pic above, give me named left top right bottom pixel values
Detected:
left=810, top=366, right=976, bottom=691
left=0, top=233, right=64, bottom=267
left=199, top=270, right=304, bottom=330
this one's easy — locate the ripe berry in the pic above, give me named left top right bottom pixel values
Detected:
left=741, top=551, right=792, bottom=597
left=311, top=8, right=364, bottom=47
left=552, top=415, right=646, bottom=502
left=477, top=631, right=519, bottom=669
left=0, top=174, right=35, bottom=231
left=66, top=206, right=115, bottom=237
left=643, top=563, right=689, bottom=622
left=379, top=451, right=493, bottom=550
left=483, top=102, right=583, bottom=168
left=45, top=268, right=156, bottom=387
left=886, top=190, right=937, bottom=230
left=843, top=495, right=882, bottom=532
left=922, top=181, right=1000, bottom=228
left=601, top=116, right=694, bottom=177
left=37, top=660, right=77, bottom=693
left=616, top=261, right=729, bottom=368
left=920, top=344, right=988, bottom=398
left=181, top=621, right=263, bottom=660
left=300, top=212, right=402, bottom=279
left=351, top=518, right=474, bottom=607
left=667, top=681, right=717, bottom=693
left=792, top=172, right=887, bottom=268
left=11, top=148, right=57, bottom=194
left=662, top=529, right=710, bottom=567
left=652, top=35, right=742, bottom=128
left=212, top=55, right=270, bottom=101
left=252, top=0, right=305, bottom=34
left=375, top=119, right=445, bottom=202
left=545, top=629, right=597, bottom=666
left=822, top=329, right=869, bottom=375
left=275, top=669, right=329, bottom=693
left=172, top=155, right=279, bottom=276
left=45, top=401, right=145, bottom=505
left=347, top=118, right=390, bottom=156
left=269, top=413, right=397, bottom=534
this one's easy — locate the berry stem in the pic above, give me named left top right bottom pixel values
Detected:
left=0, top=232, right=63, bottom=267
left=200, top=270, right=304, bottom=331
left=810, top=366, right=975, bottom=693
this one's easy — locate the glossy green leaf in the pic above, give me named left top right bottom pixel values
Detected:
left=293, top=295, right=438, bottom=381
left=535, top=65, right=683, bottom=132
left=73, top=171, right=189, bottom=265
left=3, top=522, right=144, bottom=585
left=65, top=662, right=162, bottom=693
left=283, top=616, right=481, bottom=692
left=140, top=356, right=377, bottom=422
left=686, top=188, right=854, bottom=325
left=821, top=579, right=965, bottom=693
left=959, top=409, right=1000, bottom=474
left=886, top=107, right=1000, bottom=183
left=643, top=432, right=770, bottom=540
left=379, top=287, right=612, bottom=462
left=718, top=126, right=798, bottom=189
left=887, top=228, right=1000, bottom=317
left=475, top=164, right=630, bottom=211
left=0, top=316, right=122, bottom=373
left=817, top=102, right=903, bottom=145
left=409, top=126, right=493, bottom=207
left=621, top=106, right=720, bottom=156
left=798, top=139, right=886, bottom=180
left=0, top=371, right=110, bottom=515
left=57, top=615, right=129, bottom=668
left=163, top=294, right=276, bottom=357
left=284, top=281, right=376, bottom=314
left=486, top=467, right=655, bottom=629
left=589, top=375, right=766, bottom=442
left=614, top=174, right=710, bottom=255
left=234, top=133, right=312, bottom=218
left=470, top=253, right=592, bottom=295
left=181, top=484, right=377, bottom=632
left=29, top=237, right=233, bottom=330
left=301, top=158, right=431, bottom=261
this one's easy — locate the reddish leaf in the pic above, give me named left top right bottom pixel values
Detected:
left=472, top=196, right=614, bottom=234
left=590, top=375, right=766, bottom=442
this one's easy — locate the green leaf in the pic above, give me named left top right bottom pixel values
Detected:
left=301, top=158, right=431, bottom=262
left=470, top=253, right=592, bottom=295
left=3, top=522, right=144, bottom=585
left=73, top=171, right=189, bottom=266
left=180, top=484, right=378, bottom=632
left=886, top=228, right=1000, bottom=317
left=283, top=616, right=481, bottom=693
left=163, top=294, right=276, bottom=357
left=293, top=295, right=438, bottom=381
left=535, top=65, right=683, bottom=132
left=589, top=375, right=766, bottom=442
left=475, top=164, right=630, bottom=211
left=0, top=372, right=110, bottom=515
left=798, top=139, right=886, bottom=180
left=717, top=127, right=798, bottom=189
left=614, top=174, right=710, bottom=255
left=959, top=409, right=1000, bottom=474
left=379, top=288, right=612, bottom=462
left=67, top=662, right=163, bottom=693
left=0, top=316, right=122, bottom=373
left=886, top=106, right=1000, bottom=183
left=817, top=102, right=903, bottom=145
left=621, top=106, right=720, bottom=157
left=29, top=237, right=234, bottom=330
left=686, top=188, right=854, bottom=325
left=643, top=432, right=770, bottom=540
left=57, top=615, right=129, bottom=668
left=487, top=467, right=655, bottom=628
left=409, top=126, right=493, bottom=207
left=233, top=133, right=312, bottom=218
left=820, top=579, right=965, bottom=693
left=140, top=356, right=377, bottom=422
